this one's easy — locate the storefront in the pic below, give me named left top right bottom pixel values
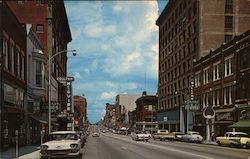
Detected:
left=214, top=108, right=234, bottom=136
left=157, top=110, right=180, bottom=132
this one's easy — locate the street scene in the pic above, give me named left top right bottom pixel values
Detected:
left=1, top=0, right=250, bottom=159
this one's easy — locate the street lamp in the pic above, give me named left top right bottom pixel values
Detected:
left=48, top=50, right=76, bottom=133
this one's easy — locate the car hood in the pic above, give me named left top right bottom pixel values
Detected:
left=43, top=140, right=79, bottom=149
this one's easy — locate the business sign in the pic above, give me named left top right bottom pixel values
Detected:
left=66, top=81, right=72, bottom=112
left=57, top=76, right=74, bottom=83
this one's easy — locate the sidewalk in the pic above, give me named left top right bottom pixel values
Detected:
left=203, top=140, right=218, bottom=145
left=0, top=145, right=39, bottom=159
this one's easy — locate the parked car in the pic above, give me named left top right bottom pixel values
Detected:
left=92, top=132, right=100, bottom=137
left=182, top=131, right=203, bottom=143
left=131, top=132, right=150, bottom=141
left=40, top=131, right=82, bottom=159
left=172, top=132, right=185, bottom=141
left=152, top=130, right=170, bottom=141
left=216, top=132, right=250, bottom=148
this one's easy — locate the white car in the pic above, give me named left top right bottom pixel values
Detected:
left=131, top=132, right=150, bottom=141
left=216, top=132, right=250, bottom=148
left=182, top=131, right=204, bottom=143
left=40, top=131, right=82, bottom=159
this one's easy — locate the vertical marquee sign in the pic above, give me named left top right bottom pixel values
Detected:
left=57, top=76, right=74, bottom=113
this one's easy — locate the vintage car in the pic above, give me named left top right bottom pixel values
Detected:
left=40, top=131, right=82, bottom=159
left=216, top=132, right=250, bottom=148
left=182, top=131, right=203, bottom=143
left=92, top=132, right=100, bottom=137
left=131, top=132, right=151, bottom=141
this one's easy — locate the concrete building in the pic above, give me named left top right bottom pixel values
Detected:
left=1, top=1, right=27, bottom=150
left=156, top=0, right=250, bottom=133
left=135, top=92, right=158, bottom=134
left=6, top=0, right=72, bottom=131
left=193, top=30, right=250, bottom=139
left=103, top=103, right=116, bottom=128
left=115, top=94, right=141, bottom=127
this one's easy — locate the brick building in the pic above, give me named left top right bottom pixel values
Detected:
left=6, top=0, right=72, bottom=131
left=73, top=95, right=87, bottom=130
left=1, top=1, right=27, bottom=149
left=156, top=0, right=250, bottom=133
left=135, top=92, right=158, bottom=134
left=193, top=30, right=250, bottom=138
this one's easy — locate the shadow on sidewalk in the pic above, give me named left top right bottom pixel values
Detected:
left=0, top=145, right=39, bottom=159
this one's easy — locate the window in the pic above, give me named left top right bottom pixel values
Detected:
left=213, top=89, right=220, bottom=106
left=36, top=24, right=44, bottom=33
left=203, top=93, right=209, bottom=108
left=17, top=0, right=24, bottom=4
left=3, top=39, right=8, bottom=69
left=36, top=61, right=45, bottom=87
left=224, top=86, right=232, bottom=105
left=225, top=16, right=233, bottom=32
left=224, top=35, right=233, bottom=43
left=203, top=67, right=210, bottom=84
left=10, top=45, right=15, bottom=73
left=213, top=62, right=221, bottom=81
left=225, top=56, right=233, bottom=77
left=194, top=72, right=201, bottom=87
left=17, top=52, right=20, bottom=77
left=225, top=0, right=233, bottom=13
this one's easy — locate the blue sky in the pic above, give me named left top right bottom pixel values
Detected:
left=65, top=1, right=168, bottom=123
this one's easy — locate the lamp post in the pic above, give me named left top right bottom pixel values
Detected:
left=48, top=50, right=76, bottom=133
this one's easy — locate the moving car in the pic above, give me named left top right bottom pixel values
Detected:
left=40, top=131, right=82, bottom=159
left=92, top=132, right=100, bottom=137
left=131, top=132, right=150, bottom=141
left=182, top=131, right=203, bottom=143
left=216, top=132, right=250, bottom=148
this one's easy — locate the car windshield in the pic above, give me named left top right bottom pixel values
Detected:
left=49, top=133, right=78, bottom=141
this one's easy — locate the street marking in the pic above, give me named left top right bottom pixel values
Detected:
left=104, top=133, right=214, bottom=159
left=121, top=146, right=127, bottom=150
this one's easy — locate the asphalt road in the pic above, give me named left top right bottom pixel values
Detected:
left=82, top=132, right=250, bottom=159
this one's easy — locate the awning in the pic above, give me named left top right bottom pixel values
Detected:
left=228, top=120, right=250, bottom=128
left=30, top=115, right=48, bottom=124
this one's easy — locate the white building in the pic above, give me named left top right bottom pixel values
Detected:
left=115, top=94, right=141, bottom=125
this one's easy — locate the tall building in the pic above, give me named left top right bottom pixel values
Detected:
left=1, top=1, right=27, bottom=149
left=115, top=94, right=141, bottom=127
left=156, top=0, right=250, bottom=132
left=6, top=0, right=72, bottom=131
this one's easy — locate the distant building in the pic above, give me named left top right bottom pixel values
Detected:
left=104, top=103, right=115, bottom=128
left=193, top=30, right=250, bottom=137
left=115, top=94, right=141, bottom=127
left=135, top=92, right=158, bottom=133
left=156, top=0, right=250, bottom=133
left=73, top=96, right=87, bottom=130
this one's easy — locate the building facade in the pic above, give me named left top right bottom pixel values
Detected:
left=135, top=92, right=158, bottom=134
left=193, top=30, right=250, bottom=138
left=73, top=95, right=88, bottom=130
left=156, top=0, right=250, bottom=133
left=1, top=1, right=27, bottom=149
left=6, top=0, right=72, bottom=131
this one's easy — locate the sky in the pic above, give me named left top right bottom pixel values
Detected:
left=65, top=0, right=168, bottom=123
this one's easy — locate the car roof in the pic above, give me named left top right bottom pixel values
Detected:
left=50, top=131, right=78, bottom=134
left=226, top=132, right=248, bottom=135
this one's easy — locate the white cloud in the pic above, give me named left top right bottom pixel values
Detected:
left=100, top=91, right=117, bottom=100
left=112, top=3, right=129, bottom=13
left=73, top=72, right=81, bottom=79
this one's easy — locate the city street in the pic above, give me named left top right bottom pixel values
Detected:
left=83, top=132, right=250, bottom=159
left=12, top=130, right=250, bottom=159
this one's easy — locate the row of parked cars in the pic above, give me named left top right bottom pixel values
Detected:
left=129, top=129, right=250, bottom=148
left=40, top=130, right=89, bottom=159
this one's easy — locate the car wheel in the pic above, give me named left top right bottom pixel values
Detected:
left=230, top=143, right=234, bottom=148
left=216, top=141, right=221, bottom=146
